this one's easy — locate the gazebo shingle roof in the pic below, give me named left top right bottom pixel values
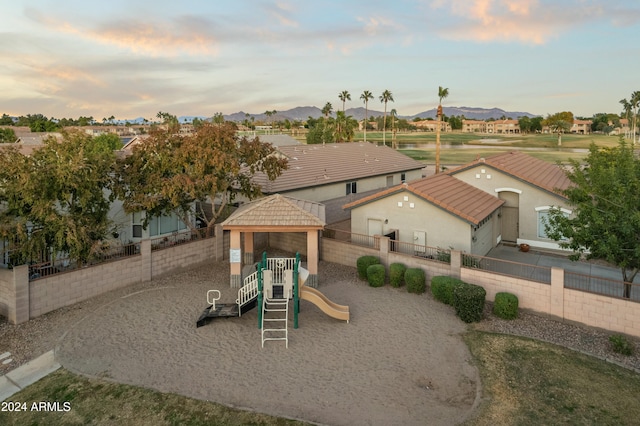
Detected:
left=222, top=194, right=325, bottom=228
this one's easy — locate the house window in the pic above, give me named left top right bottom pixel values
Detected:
left=536, top=207, right=570, bottom=239
left=401, top=173, right=406, bottom=182
left=148, top=213, right=188, bottom=237
left=346, top=181, right=357, bottom=195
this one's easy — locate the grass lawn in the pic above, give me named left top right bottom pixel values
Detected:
left=2, top=333, right=639, bottom=425
left=463, top=331, right=640, bottom=426
left=399, top=148, right=587, bottom=165
left=0, top=369, right=310, bottom=426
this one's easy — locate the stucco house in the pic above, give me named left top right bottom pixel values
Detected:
left=447, top=151, right=572, bottom=250
left=343, top=173, right=504, bottom=256
left=344, top=151, right=573, bottom=255
left=251, top=142, right=425, bottom=223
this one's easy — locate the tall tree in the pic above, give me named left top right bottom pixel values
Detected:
left=339, top=90, right=351, bottom=112
left=0, top=131, right=116, bottom=265
left=542, top=111, right=573, bottom=147
left=620, top=98, right=632, bottom=140
left=435, top=86, right=449, bottom=174
left=390, top=108, right=398, bottom=149
left=321, top=102, right=333, bottom=145
left=360, top=90, right=374, bottom=143
left=630, top=91, right=640, bottom=146
left=379, top=90, right=394, bottom=147
left=545, top=139, right=640, bottom=299
left=114, top=122, right=288, bottom=231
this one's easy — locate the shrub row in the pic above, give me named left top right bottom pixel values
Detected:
left=357, top=257, right=426, bottom=294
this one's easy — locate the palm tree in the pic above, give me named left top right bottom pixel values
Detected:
left=620, top=98, right=632, bottom=140
left=339, top=90, right=351, bottom=112
left=435, top=86, right=449, bottom=174
left=360, top=90, right=374, bottom=143
left=379, top=90, right=394, bottom=147
left=390, top=108, right=398, bottom=149
left=321, top=102, right=333, bottom=145
left=631, top=91, right=640, bottom=146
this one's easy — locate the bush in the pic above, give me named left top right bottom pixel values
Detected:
left=366, top=264, right=386, bottom=287
left=609, top=334, right=635, bottom=356
left=389, top=263, right=407, bottom=288
left=357, top=256, right=379, bottom=280
left=493, top=292, right=519, bottom=320
left=431, top=276, right=466, bottom=305
left=453, top=283, right=486, bottom=323
left=405, top=268, right=426, bottom=294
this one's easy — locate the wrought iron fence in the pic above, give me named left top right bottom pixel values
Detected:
left=150, top=227, right=216, bottom=251
left=389, top=240, right=451, bottom=264
left=565, top=271, right=640, bottom=302
left=461, top=253, right=552, bottom=284
left=29, top=241, right=141, bottom=281
left=322, top=227, right=379, bottom=249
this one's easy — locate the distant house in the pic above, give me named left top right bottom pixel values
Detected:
left=343, top=151, right=573, bottom=254
left=344, top=173, right=504, bottom=256
left=571, top=120, right=592, bottom=134
left=251, top=142, right=425, bottom=223
left=412, top=120, right=451, bottom=132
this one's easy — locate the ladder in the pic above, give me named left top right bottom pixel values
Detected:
left=261, top=295, right=289, bottom=348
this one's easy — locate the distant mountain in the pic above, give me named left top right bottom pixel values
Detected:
left=408, top=106, right=537, bottom=120
left=116, top=106, right=536, bottom=125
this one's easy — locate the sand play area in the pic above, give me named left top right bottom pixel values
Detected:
left=46, top=258, right=479, bottom=425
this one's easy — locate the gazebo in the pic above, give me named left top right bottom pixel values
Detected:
left=221, top=194, right=325, bottom=288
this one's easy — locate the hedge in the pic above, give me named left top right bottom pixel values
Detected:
left=493, top=292, right=519, bottom=320
left=405, top=268, right=426, bottom=294
left=389, top=263, right=407, bottom=288
left=366, top=264, right=386, bottom=287
left=453, top=283, right=486, bottom=323
left=357, top=256, right=379, bottom=280
left=431, top=276, right=466, bottom=305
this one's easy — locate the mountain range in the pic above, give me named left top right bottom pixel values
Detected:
left=120, top=106, right=537, bottom=125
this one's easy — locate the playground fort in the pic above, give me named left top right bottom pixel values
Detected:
left=196, top=194, right=349, bottom=347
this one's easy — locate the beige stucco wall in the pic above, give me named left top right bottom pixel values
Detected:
left=349, top=190, right=474, bottom=253
left=280, top=169, right=423, bottom=202
left=452, top=165, right=570, bottom=249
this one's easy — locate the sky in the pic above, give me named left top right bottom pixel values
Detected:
left=1, top=0, right=639, bottom=120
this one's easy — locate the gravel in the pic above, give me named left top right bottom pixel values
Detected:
left=1, top=262, right=639, bottom=377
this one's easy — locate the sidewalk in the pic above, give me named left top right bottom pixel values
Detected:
left=0, top=350, right=60, bottom=401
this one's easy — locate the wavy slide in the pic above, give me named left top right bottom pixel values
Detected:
left=299, top=286, right=350, bottom=323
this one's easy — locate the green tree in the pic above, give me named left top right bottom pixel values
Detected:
left=545, top=139, right=640, bottom=298
left=156, top=111, right=180, bottom=133
left=436, top=86, right=449, bottom=174
left=0, top=128, right=17, bottom=143
left=334, top=111, right=358, bottom=142
left=379, top=90, right=394, bottom=147
left=543, top=111, right=573, bottom=146
left=0, top=131, right=116, bottom=265
left=360, top=90, right=374, bottom=143
left=114, top=122, right=288, bottom=231
left=390, top=108, right=398, bottom=149
left=0, top=114, right=13, bottom=125
left=94, top=133, right=121, bottom=150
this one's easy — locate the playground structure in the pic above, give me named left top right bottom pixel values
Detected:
left=196, top=253, right=349, bottom=347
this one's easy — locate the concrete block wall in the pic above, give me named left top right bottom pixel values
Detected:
left=268, top=232, right=308, bottom=256
left=564, top=289, right=640, bottom=337
left=461, top=268, right=552, bottom=314
left=0, top=268, right=10, bottom=318
left=151, top=238, right=216, bottom=278
left=321, top=239, right=379, bottom=267
left=29, top=255, right=143, bottom=318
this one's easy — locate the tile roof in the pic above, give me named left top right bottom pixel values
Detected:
left=253, top=142, right=425, bottom=193
left=343, top=173, right=504, bottom=225
left=448, top=151, right=571, bottom=196
left=222, top=194, right=325, bottom=228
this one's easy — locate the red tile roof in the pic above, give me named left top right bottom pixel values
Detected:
left=343, top=173, right=504, bottom=225
left=253, top=142, right=424, bottom=193
left=448, top=151, right=571, bottom=196
left=222, top=194, right=325, bottom=228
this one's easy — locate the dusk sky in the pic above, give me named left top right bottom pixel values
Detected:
left=2, top=0, right=639, bottom=120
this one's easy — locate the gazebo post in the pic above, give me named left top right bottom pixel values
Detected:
left=229, top=230, right=242, bottom=289
left=244, top=232, right=254, bottom=265
left=306, top=230, right=319, bottom=288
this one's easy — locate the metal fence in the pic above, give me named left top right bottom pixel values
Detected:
left=29, top=241, right=141, bottom=281
left=565, top=271, right=640, bottom=302
left=322, top=228, right=379, bottom=249
left=150, top=227, right=216, bottom=251
left=389, top=240, right=451, bottom=264
left=461, top=253, right=552, bottom=284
